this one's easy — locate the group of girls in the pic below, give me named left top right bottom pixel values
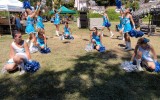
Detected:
left=2, top=1, right=45, bottom=74
left=90, top=8, right=159, bottom=72
left=2, top=2, right=159, bottom=74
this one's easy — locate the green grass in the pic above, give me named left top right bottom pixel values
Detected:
left=0, top=21, right=160, bottom=99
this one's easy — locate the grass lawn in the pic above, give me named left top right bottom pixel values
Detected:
left=0, top=21, right=160, bottom=99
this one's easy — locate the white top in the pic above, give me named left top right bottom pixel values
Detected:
left=11, top=41, right=25, bottom=53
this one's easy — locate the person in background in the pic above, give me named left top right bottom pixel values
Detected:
left=15, top=13, right=22, bottom=31
left=101, top=12, right=114, bottom=38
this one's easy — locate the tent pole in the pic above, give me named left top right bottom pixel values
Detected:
left=7, top=10, right=12, bottom=37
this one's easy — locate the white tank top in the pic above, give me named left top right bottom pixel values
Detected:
left=11, top=41, right=25, bottom=53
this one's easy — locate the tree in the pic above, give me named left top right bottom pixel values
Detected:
left=93, top=0, right=115, bottom=7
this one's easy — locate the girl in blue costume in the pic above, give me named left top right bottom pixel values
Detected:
left=131, top=37, right=158, bottom=71
left=53, top=9, right=61, bottom=36
left=123, top=8, right=135, bottom=51
left=24, top=1, right=41, bottom=53
left=36, top=30, right=47, bottom=50
left=62, top=22, right=72, bottom=39
left=117, top=10, right=125, bottom=40
left=90, top=27, right=103, bottom=51
left=101, top=12, right=114, bottom=38
left=36, top=11, right=45, bottom=34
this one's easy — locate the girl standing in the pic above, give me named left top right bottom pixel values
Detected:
left=123, top=8, right=135, bottom=51
left=53, top=9, right=61, bottom=36
left=101, top=12, right=114, bottom=38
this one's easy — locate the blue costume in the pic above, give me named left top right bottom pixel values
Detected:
left=15, top=17, right=22, bottom=30
left=64, top=26, right=70, bottom=36
left=102, top=16, right=110, bottom=27
left=36, top=16, right=44, bottom=29
left=123, top=17, right=132, bottom=33
left=25, top=16, right=35, bottom=34
left=138, top=46, right=153, bottom=62
left=54, top=13, right=60, bottom=25
left=118, top=16, right=124, bottom=31
left=92, top=32, right=102, bottom=46
left=36, top=34, right=45, bottom=47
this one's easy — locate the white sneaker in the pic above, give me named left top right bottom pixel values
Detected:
left=137, top=66, right=144, bottom=72
left=110, top=34, right=114, bottom=38
left=19, top=70, right=25, bottom=75
left=125, top=48, right=132, bottom=51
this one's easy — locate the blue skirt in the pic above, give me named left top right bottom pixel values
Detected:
left=25, top=25, right=35, bottom=34
left=123, top=23, right=132, bottom=33
left=54, top=19, right=60, bottom=25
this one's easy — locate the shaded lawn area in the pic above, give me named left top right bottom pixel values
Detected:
left=0, top=22, right=160, bottom=99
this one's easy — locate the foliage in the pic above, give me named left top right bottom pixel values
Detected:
left=125, top=1, right=140, bottom=11
left=107, top=8, right=120, bottom=21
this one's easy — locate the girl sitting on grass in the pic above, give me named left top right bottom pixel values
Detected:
left=2, top=31, right=31, bottom=73
left=61, top=22, right=74, bottom=39
left=36, top=29, right=47, bottom=50
left=90, top=27, right=103, bottom=51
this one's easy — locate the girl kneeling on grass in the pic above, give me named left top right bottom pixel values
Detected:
left=2, top=31, right=31, bottom=73
left=61, top=22, right=74, bottom=40
left=131, top=37, right=158, bottom=72
left=36, top=29, right=47, bottom=50
left=90, top=27, right=103, bottom=51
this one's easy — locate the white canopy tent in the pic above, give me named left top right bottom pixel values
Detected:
left=0, top=0, right=24, bottom=36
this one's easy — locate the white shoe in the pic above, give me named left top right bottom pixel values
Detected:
left=137, top=66, right=144, bottom=72
left=110, top=34, right=114, bottom=38
left=19, top=70, right=25, bottom=75
left=125, top=48, right=132, bottom=51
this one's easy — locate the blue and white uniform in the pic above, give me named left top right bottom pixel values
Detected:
left=54, top=13, right=60, bottom=25
left=64, top=26, right=70, bottom=36
left=102, top=15, right=109, bottom=27
left=138, top=45, right=153, bottom=62
left=36, top=16, right=44, bottom=29
left=36, top=34, right=45, bottom=47
left=25, top=16, right=35, bottom=34
left=92, top=32, right=102, bottom=46
left=123, top=17, right=132, bottom=33
left=118, top=16, right=124, bottom=31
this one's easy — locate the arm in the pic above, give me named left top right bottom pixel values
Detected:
left=106, top=14, right=109, bottom=21
left=30, top=2, right=41, bottom=18
left=24, top=42, right=31, bottom=60
left=90, top=32, right=92, bottom=43
left=9, top=44, right=15, bottom=59
left=99, top=32, right=102, bottom=44
left=43, top=34, right=47, bottom=47
left=150, top=45, right=157, bottom=61
left=129, top=15, right=135, bottom=29
left=69, top=28, right=72, bottom=34
left=130, top=45, right=139, bottom=61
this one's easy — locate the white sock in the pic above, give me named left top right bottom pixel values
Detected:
left=136, top=59, right=143, bottom=71
left=29, top=42, right=33, bottom=49
left=26, top=39, right=30, bottom=43
left=101, top=31, right=104, bottom=36
left=56, top=31, right=59, bottom=36
left=128, top=42, right=131, bottom=49
left=125, top=41, right=128, bottom=48
left=110, top=31, right=113, bottom=35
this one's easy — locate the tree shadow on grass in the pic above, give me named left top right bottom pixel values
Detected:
left=0, top=50, right=160, bottom=99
